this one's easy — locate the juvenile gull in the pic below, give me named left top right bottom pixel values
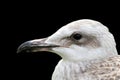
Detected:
left=17, top=19, right=120, bottom=80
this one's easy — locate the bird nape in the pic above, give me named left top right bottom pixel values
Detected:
left=17, top=19, right=120, bottom=80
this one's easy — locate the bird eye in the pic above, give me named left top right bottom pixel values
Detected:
left=71, top=33, right=82, bottom=40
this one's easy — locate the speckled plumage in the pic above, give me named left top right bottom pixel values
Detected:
left=52, top=56, right=120, bottom=80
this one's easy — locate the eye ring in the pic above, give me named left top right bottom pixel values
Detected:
left=71, top=32, right=82, bottom=40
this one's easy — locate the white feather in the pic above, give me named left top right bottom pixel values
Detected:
left=45, top=19, right=119, bottom=80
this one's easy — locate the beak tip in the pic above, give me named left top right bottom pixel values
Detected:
left=16, top=50, right=19, bottom=53
left=16, top=46, right=22, bottom=54
left=17, top=47, right=22, bottom=53
left=16, top=41, right=31, bottom=53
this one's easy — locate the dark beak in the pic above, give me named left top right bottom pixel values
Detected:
left=17, top=38, right=59, bottom=53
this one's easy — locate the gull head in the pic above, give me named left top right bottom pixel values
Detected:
left=17, top=19, right=118, bottom=61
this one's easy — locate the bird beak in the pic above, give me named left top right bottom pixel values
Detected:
left=17, top=38, right=60, bottom=53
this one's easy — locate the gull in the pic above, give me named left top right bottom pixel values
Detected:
left=17, top=19, right=120, bottom=80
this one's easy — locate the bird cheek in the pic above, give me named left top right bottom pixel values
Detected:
left=51, top=47, right=68, bottom=56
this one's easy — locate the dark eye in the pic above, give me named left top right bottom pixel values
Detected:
left=71, top=33, right=82, bottom=40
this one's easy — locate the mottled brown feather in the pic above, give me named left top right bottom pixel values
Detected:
left=86, top=55, right=120, bottom=80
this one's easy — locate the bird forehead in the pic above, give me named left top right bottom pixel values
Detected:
left=61, top=20, right=100, bottom=31
left=57, top=24, right=96, bottom=35
left=58, top=19, right=108, bottom=35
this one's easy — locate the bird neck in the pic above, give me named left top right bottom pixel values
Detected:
left=56, top=58, right=103, bottom=73
left=61, top=58, right=102, bottom=67
left=52, top=59, right=103, bottom=80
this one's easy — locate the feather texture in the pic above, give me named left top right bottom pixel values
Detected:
left=52, top=56, right=120, bottom=80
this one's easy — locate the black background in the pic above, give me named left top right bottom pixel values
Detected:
left=3, top=1, right=120, bottom=80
